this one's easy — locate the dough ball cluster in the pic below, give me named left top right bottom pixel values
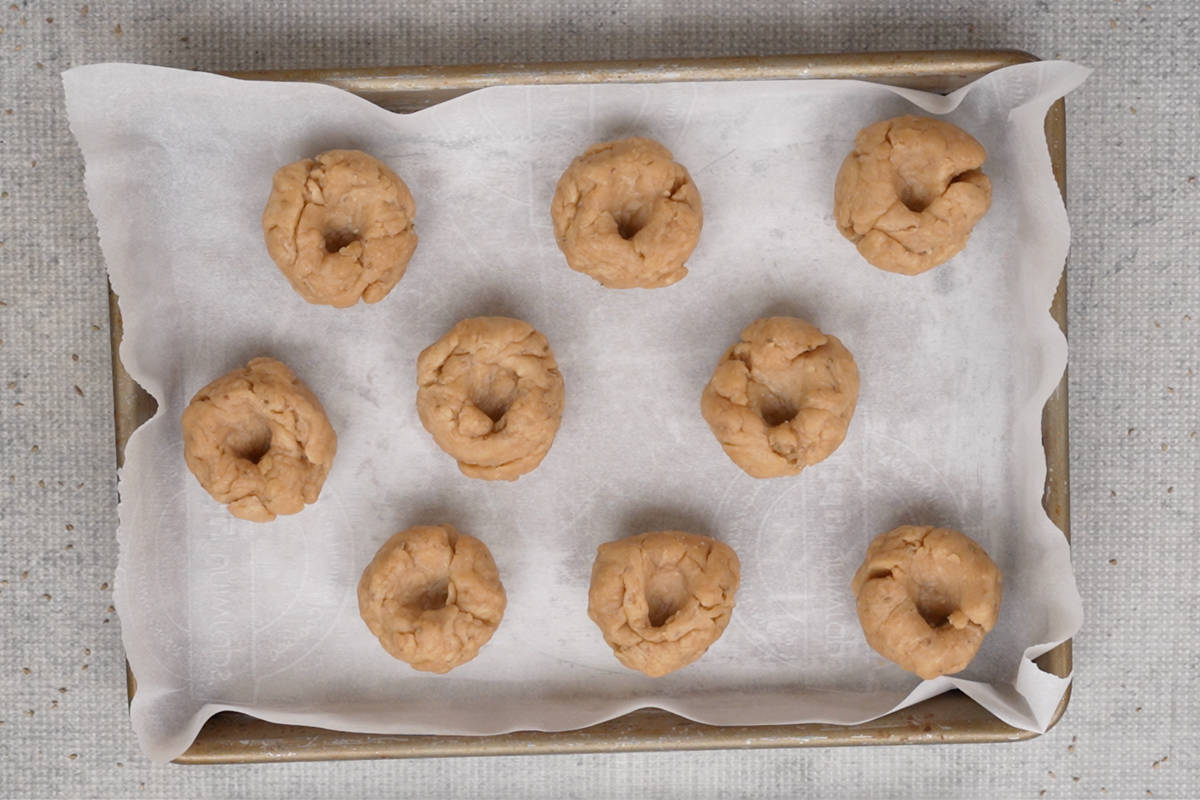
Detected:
left=417, top=316, right=565, bottom=481
left=834, top=115, right=992, bottom=275
left=358, top=524, right=507, bottom=673
left=174, top=117, right=1011, bottom=684
left=701, top=316, right=859, bottom=478
left=851, top=525, right=1002, bottom=679
left=587, top=530, right=740, bottom=677
left=181, top=357, right=337, bottom=522
left=551, top=137, right=703, bottom=289
left=262, top=149, right=418, bottom=307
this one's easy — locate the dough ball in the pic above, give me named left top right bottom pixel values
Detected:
left=587, top=530, right=740, bottom=677
left=417, top=316, right=565, bottom=481
left=551, top=137, right=702, bottom=289
left=834, top=115, right=991, bottom=275
left=181, top=357, right=337, bottom=522
left=358, top=524, right=507, bottom=674
left=850, top=525, right=1003, bottom=680
left=701, top=316, right=859, bottom=478
left=262, top=149, right=418, bottom=306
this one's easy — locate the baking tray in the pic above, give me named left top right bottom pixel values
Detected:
left=108, top=49, right=1071, bottom=763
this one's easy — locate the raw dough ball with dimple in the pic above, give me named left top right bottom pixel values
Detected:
left=850, top=525, right=1003, bottom=680
left=701, top=316, right=859, bottom=479
left=357, top=524, right=507, bottom=674
left=262, top=149, right=418, bottom=307
left=834, top=115, right=992, bottom=275
left=417, top=316, right=565, bottom=481
left=587, top=530, right=740, bottom=677
left=181, top=357, right=337, bottom=522
left=550, top=137, right=703, bottom=289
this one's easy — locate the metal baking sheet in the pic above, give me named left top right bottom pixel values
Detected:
left=108, top=49, right=1071, bottom=763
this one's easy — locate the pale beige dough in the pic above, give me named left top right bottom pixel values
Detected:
left=262, top=149, right=418, bottom=307
left=181, top=357, right=337, bottom=522
left=587, top=530, right=740, bottom=677
left=834, top=115, right=992, bottom=275
left=550, top=137, right=703, bottom=289
left=417, top=316, right=565, bottom=481
left=850, top=525, right=1003, bottom=680
left=358, top=524, right=507, bottom=674
left=700, top=316, right=859, bottom=479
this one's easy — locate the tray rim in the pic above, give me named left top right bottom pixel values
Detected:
left=106, top=47, right=1072, bottom=764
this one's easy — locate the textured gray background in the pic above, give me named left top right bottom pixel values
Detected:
left=0, top=1, right=1195, bottom=797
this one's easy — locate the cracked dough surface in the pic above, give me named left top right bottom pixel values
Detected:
left=357, top=524, right=507, bottom=674
left=262, top=149, right=417, bottom=307
left=701, top=316, right=859, bottom=478
left=834, top=115, right=991, bottom=275
left=550, top=137, right=702, bottom=289
left=181, top=356, right=337, bottom=522
left=850, top=525, right=1003, bottom=680
left=416, top=316, right=565, bottom=481
left=587, top=530, right=740, bottom=677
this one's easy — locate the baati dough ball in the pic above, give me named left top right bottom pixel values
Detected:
left=358, top=524, right=507, bottom=674
left=262, top=149, right=418, bottom=306
left=181, top=357, right=337, bottom=522
left=416, top=316, right=565, bottom=481
left=701, top=316, right=859, bottom=478
left=850, top=525, right=1003, bottom=680
left=834, top=115, right=992, bottom=275
left=587, top=530, right=740, bottom=677
left=551, top=137, right=703, bottom=289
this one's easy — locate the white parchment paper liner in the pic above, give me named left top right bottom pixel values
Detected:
left=64, top=61, right=1088, bottom=762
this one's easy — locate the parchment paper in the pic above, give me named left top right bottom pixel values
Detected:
left=64, top=61, right=1088, bottom=762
